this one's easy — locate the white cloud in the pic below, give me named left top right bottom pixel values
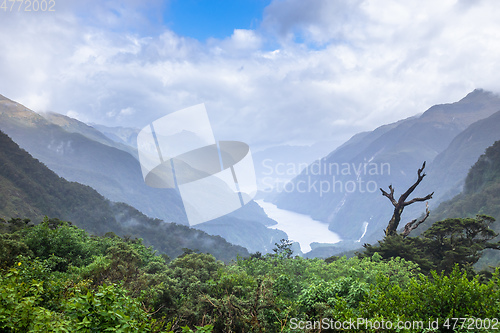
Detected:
left=1, top=0, right=500, bottom=151
left=66, top=110, right=88, bottom=123
left=120, top=107, right=135, bottom=116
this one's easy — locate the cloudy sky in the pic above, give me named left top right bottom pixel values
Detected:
left=1, top=0, right=500, bottom=150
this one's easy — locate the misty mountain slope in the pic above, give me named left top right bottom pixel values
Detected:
left=253, top=141, right=341, bottom=193
left=324, top=114, right=421, bottom=162
left=89, top=116, right=285, bottom=253
left=0, top=94, right=187, bottom=224
left=270, top=114, right=420, bottom=217
left=416, top=109, right=500, bottom=205
left=181, top=195, right=285, bottom=254
left=0, top=129, right=249, bottom=261
left=91, top=123, right=140, bottom=149
left=0, top=94, right=284, bottom=254
left=224, top=200, right=277, bottom=226
left=205, top=201, right=284, bottom=254
left=286, top=122, right=500, bottom=260
left=274, top=89, right=500, bottom=244
left=42, top=112, right=138, bottom=158
left=195, top=215, right=287, bottom=254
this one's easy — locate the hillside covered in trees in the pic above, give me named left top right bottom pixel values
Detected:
left=0, top=130, right=248, bottom=261
left=421, top=140, right=500, bottom=227
left=1, top=216, right=500, bottom=332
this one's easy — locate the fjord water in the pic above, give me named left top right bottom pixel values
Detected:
left=255, top=199, right=341, bottom=253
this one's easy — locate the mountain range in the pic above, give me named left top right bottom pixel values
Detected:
left=0, top=94, right=283, bottom=254
left=3, top=89, right=500, bottom=259
left=0, top=95, right=187, bottom=224
left=273, top=89, right=500, bottom=249
left=0, top=129, right=248, bottom=261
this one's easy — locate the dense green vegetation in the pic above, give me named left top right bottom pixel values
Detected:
left=363, top=215, right=500, bottom=275
left=415, top=140, right=500, bottom=269
left=1, top=217, right=500, bottom=332
left=421, top=140, right=500, bottom=230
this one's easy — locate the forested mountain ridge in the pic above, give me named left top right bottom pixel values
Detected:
left=1, top=211, right=499, bottom=332
left=0, top=129, right=248, bottom=261
left=465, top=140, right=500, bottom=193
left=418, top=139, right=500, bottom=231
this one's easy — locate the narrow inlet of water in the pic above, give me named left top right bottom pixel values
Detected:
left=255, top=200, right=341, bottom=253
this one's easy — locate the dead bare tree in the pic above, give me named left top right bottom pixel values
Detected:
left=380, top=161, right=434, bottom=237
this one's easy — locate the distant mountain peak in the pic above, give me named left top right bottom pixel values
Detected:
left=464, top=88, right=493, bottom=96
left=456, top=88, right=499, bottom=104
left=419, top=89, right=500, bottom=128
left=0, top=95, right=49, bottom=127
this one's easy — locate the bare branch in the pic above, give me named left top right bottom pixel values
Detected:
left=381, top=162, right=433, bottom=237
left=398, top=161, right=427, bottom=205
left=380, top=184, right=397, bottom=206
left=402, top=202, right=430, bottom=238
left=403, top=192, right=434, bottom=206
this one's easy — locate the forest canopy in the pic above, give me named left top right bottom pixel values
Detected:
left=1, top=216, right=500, bottom=332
